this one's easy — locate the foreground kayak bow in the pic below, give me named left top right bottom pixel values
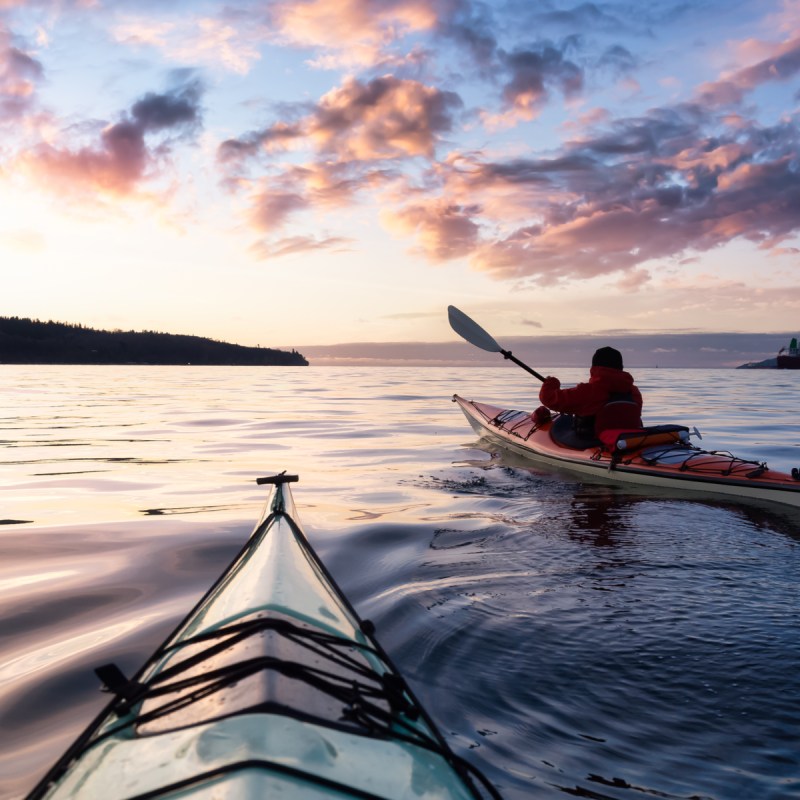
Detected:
left=454, top=395, right=800, bottom=510
left=27, top=473, right=501, bottom=800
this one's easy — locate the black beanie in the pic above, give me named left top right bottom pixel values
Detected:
left=592, top=346, right=623, bottom=370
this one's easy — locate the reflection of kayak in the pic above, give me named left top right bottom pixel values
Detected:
left=453, top=395, right=800, bottom=510
left=28, top=474, right=501, bottom=800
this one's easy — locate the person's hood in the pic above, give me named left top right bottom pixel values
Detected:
left=588, top=365, right=636, bottom=390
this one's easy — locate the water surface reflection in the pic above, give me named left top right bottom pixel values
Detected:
left=1, top=366, right=799, bottom=800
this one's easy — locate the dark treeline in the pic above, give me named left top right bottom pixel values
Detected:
left=0, top=317, right=309, bottom=366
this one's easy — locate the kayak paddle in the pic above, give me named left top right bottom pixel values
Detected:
left=447, top=305, right=546, bottom=382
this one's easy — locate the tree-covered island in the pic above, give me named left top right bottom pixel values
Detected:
left=0, top=317, right=309, bottom=366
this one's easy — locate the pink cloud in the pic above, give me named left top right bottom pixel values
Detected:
left=384, top=100, right=800, bottom=284
left=221, top=76, right=461, bottom=165
left=242, top=160, right=396, bottom=235
left=219, top=75, right=460, bottom=235
left=382, top=198, right=481, bottom=260
left=696, top=36, right=800, bottom=107
left=310, top=76, right=461, bottom=160
left=249, top=188, right=309, bottom=232
left=28, top=119, right=149, bottom=194
left=0, top=24, right=43, bottom=122
left=562, top=106, right=612, bottom=134
left=218, top=121, right=303, bottom=163
left=19, top=80, right=203, bottom=197
left=616, top=268, right=651, bottom=291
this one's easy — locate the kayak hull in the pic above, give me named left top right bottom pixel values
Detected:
left=453, top=395, right=800, bottom=510
left=28, top=475, right=496, bottom=800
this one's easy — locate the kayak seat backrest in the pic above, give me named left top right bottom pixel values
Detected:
left=550, top=413, right=601, bottom=450
left=599, top=424, right=690, bottom=453
left=594, top=391, right=642, bottom=434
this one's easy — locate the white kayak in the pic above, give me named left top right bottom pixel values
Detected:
left=26, top=473, right=501, bottom=800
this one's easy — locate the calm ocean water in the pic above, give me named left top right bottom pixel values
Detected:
left=1, top=365, right=799, bottom=799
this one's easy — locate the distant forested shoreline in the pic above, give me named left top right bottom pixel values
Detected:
left=0, top=317, right=308, bottom=366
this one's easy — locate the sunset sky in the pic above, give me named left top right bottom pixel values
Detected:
left=2, top=0, right=799, bottom=358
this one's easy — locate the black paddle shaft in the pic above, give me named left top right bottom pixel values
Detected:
left=501, top=349, right=546, bottom=382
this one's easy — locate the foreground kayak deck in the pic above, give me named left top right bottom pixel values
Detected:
left=453, top=395, right=800, bottom=510
left=28, top=474, right=500, bottom=800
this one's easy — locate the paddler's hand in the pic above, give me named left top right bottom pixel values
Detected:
left=539, top=376, right=561, bottom=406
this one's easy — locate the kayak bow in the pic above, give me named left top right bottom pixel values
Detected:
left=27, top=473, right=501, bottom=800
left=453, top=395, right=800, bottom=510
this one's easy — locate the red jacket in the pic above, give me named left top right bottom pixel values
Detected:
left=539, top=366, right=643, bottom=433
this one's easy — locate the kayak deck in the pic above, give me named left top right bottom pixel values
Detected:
left=28, top=474, right=500, bottom=800
left=453, top=395, right=800, bottom=510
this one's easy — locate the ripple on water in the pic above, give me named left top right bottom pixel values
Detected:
left=344, top=468, right=800, bottom=799
left=0, top=515, right=252, bottom=797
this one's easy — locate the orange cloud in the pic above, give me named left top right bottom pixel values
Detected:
left=382, top=198, right=481, bottom=260
left=270, top=0, right=440, bottom=66
left=241, top=160, right=395, bottom=236
left=220, top=76, right=461, bottom=165
left=671, top=141, right=747, bottom=174
left=218, top=121, right=304, bottom=163
left=310, top=76, right=462, bottom=159
left=219, top=75, right=461, bottom=237
left=249, top=234, right=351, bottom=259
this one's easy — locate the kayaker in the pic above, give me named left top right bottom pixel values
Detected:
left=538, top=346, right=643, bottom=439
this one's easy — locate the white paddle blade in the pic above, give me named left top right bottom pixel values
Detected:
left=447, top=305, right=502, bottom=353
